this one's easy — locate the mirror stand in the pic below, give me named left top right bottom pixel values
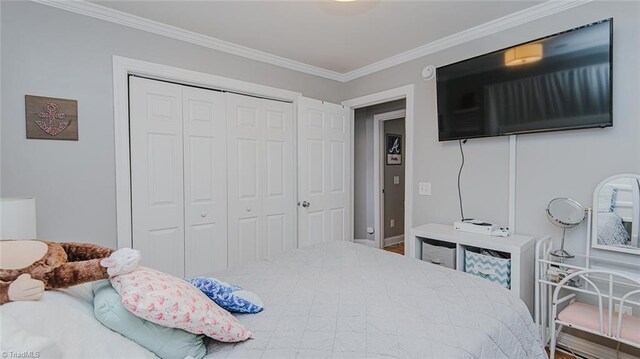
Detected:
left=546, top=197, right=586, bottom=259
left=550, top=228, right=574, bottom=259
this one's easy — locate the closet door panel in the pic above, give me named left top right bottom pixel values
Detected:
left=183, top=87, right=227, bottom=277
left=130, top=77, right=185, bottom=277
left=238, top=217, right=259, bottom=265
left=238, top=139, right=259, bottom=198
left=265, top=141, right=284, bottom=197
left=266, top=214, right=286, bottom=257
left=261, top=99, right=295, bottom=256
left=147, top=228, right=183, bottom=276
left=227, top=94, right=263, bottom=267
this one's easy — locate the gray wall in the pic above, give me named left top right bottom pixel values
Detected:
left=3, top=0, right=639, bottom=263
left=342, top=1, right=640, bottom=262
left=383, top=118, right=405, bottom=239
left=0, top=1, right=344, bottom=248
left=353, top=99, right=405, bottom=240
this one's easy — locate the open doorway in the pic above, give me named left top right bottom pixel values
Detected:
left=353, top=99, right=406, bottom=254
left=378, top=113, right=406, bottom=253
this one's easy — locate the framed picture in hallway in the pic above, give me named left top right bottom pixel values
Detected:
left=386, top=134, right=402, bottom=165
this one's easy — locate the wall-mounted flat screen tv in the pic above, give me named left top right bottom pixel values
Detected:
left=437, top=19, right=612, bottom=142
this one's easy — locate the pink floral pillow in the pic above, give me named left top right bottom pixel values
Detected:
left=110, top=267, right=253, bottom=342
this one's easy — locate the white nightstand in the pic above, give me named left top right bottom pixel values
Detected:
left=411, top=223, right=536, bottom=314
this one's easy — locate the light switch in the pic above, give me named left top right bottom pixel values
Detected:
left=419, top=182, right=431, bottom=196
left=393, top=176, right=400, bottom=184
left=390, top=219, right=395, bottom=228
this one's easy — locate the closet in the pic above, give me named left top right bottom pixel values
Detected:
left=226, top=93, right=295, bottom=268
left=129, top=77, right=294, bottom=278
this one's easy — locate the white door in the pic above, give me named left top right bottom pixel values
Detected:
left=130, top=77, right=185, bottom=277
left=261, top=99, right=295, bottom=257
left=227, top=94, right=295, bottom=266
left=182, top=86, right=228, bottom=277
left=227, top=94, right=263, bottom=267
left=297, top=97, right=351, bottom=248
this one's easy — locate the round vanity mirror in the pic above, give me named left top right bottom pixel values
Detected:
left=547, top=198, right=586, bottom=228
left=546, top=197, right=585, bottom=258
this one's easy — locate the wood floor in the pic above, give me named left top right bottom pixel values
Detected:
left=546, top=348, right=576, bottom=359
left=383, top=242, right=404, bottom=255
left=384, top=242, right=574, bottom=359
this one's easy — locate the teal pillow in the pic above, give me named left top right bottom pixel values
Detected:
left=92, top=280, right=206, bottom=359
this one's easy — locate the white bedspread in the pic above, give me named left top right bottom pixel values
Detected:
left=205, top=241, right=546, bottom=359
left=0, top=242, right=545, bottom=358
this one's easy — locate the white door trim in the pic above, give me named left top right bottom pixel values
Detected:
left=373, top=109, right=406, bottom=249
left=342, top=84, right=415, bottom=257
left=113, top=56, right=301, bottom=249
left=384, top=234, right=405, bottom=248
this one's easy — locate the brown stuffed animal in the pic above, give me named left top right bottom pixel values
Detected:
left=0, top=240, right=138, bottom=305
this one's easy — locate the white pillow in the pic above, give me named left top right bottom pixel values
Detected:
left=0, top=284, right=156, bottom=358
left=0, top=314, right=62, bottom=359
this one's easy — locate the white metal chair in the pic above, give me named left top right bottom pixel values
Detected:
left=549, top=269, right=640, bottom=358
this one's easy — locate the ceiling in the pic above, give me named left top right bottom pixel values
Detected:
left=92, top=1, right=543, bottom=74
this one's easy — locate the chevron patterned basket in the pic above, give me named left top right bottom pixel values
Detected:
left=464, top=249, right=511, bottom=289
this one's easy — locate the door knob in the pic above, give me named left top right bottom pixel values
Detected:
left=301, top=201, right=311, bottom=208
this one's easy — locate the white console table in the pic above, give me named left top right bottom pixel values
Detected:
left=411, top=223, right=536, bottom=314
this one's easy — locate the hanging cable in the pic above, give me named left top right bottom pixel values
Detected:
left=458, top=139, right=468, bottom=221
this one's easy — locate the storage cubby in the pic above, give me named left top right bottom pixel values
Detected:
left=412, top=223, right=535, bottom=314
left=421, top=238, right=456, bottom=269
left=461, top=246, right=512, bottom=289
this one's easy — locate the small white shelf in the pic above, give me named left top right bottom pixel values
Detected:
left=411, top=223, right=536, bottom=314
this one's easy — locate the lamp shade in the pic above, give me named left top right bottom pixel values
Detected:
left=1, top=197, right=37, bottom=239
left=504, top=43, right=543, bottom=66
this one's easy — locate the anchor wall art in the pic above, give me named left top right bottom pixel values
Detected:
left=25, top=95, right=78, bottom=140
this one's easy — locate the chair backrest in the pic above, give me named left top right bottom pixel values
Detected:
left=553, top=269, right=640, bottom=339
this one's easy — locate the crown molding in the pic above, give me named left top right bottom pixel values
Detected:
left=31, top=0, right=345, bottom=82
left=32, top=0, right=591, bottom=83
left=341, top=0, right=592, bottom=82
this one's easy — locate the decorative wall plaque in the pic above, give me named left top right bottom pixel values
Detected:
left=25, top=95, right=78, bottom=140
left=386, top=134, right=402, bottom=165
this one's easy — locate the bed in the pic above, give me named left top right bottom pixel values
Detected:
left=1, top=242, right=545, bottom=358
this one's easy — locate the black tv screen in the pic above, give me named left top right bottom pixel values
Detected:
left=437, top=19, right=612, bottom=142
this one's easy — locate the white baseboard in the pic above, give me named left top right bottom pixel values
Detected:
left=556, top=332, right=637, bottom=359
left=384, top=235, right=404, bottom=247
left=354, top=239, right=376, bottom=247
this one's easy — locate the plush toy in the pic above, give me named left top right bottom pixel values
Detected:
left=0, top=240, right=140, bottom=305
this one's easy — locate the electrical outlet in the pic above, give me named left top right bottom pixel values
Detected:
left=615, top=304, right=633, bottom=316
left=393, top=176, right=400, bottom=185
left=419, top=182, right=431, bottom=195
left=390, top=219, right=395, bottom=228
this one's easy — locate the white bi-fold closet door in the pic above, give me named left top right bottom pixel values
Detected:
left=130, top=77, right=228, bottom=278
left=129, top=77, right=294, bottom=278
left=226, top=93, right=295, bottom=267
